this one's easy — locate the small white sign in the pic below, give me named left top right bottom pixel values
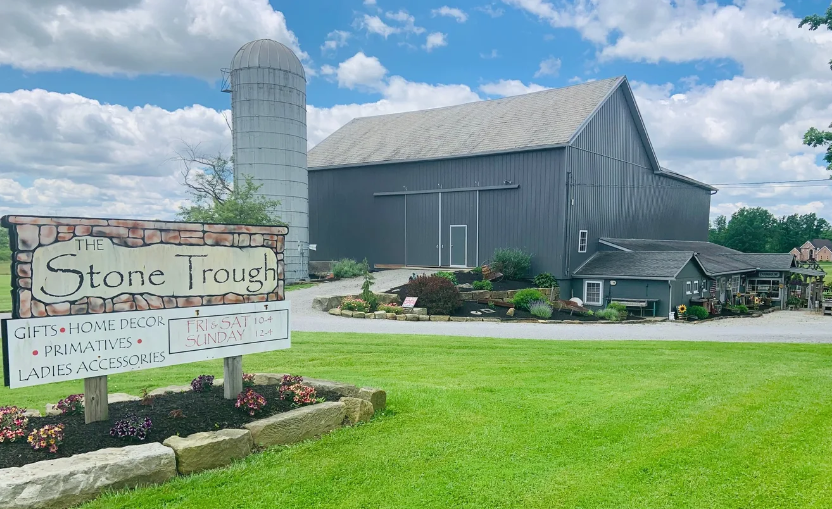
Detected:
left=402, top=297, right=418, bottom=308
left=3, top=302, right=290, bottom=389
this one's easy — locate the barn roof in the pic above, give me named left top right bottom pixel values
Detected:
left=573, top=251, right=699, bottom=280
left=600, top=238, right=740, bottom=255
left=308, top=77, right=623, bottom=169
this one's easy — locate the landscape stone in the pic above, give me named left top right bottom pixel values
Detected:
left=163, top=429, right=253, bottom=475
left=243, top=401, right=346, bottom=448
left=412, top=307, right=428, bottom=316
left=22, top=409, right=41, bottom=418
left=387, top=313, right=398, bottom=320
left=396, top=314, right=407, bottom=321
left=358, top=387, right=387, bottom=411
left=506, top=290, right=519, bottom=299
left=108, top=393, right=141, bottom=404
left=460, top=292, right=473, bottom=300
left=44, top=404, right=61, bottom=416
left=0, top=443, right=176, bottom=509
left=340, top=309, right=354, bottom=317
left=340, top=397, right=374, bottom=425
left=304, top=378, right=360, bottom=398
left=506, top=308, right=515, bottom=317
left=471, top=290, right=490, bottom=300
left=449, top=317, right=468, bottom=322
left=490, top=291, right=507, bottom=300
left=148, top=385, right=192, bottom=397
left=328, top=308, right=341, bottom=316
left=252, top=373, right=290, bottom=386
left=405, top=314, right=419, bottom=321
left=429, top=315, right=450, bottom=321
left=352, top=311, right=365, bottom=318
left=482, top=318, right=501, bottom=323
left=365, top=313, right=375, bottom=319
left=374, top=311, right=387, bottom=319
left=418, top=315, right=430, bottom=321
left=376, top=293, right=401, bottom=305
left=313, top=296, right=342, bottom=311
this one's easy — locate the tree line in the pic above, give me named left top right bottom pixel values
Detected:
left=709, top=207, right=832, bottom=253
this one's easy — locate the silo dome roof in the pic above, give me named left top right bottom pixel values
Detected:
left=230, top=39, right=305, bottom=79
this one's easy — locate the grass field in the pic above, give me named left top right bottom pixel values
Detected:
left=819, top=261, right=831, bottom=286
left=3, top=333, right=832, bottom=508
left=0, top=264, right=10, bottom=313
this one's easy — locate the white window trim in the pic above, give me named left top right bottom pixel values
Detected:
left=686, top=281, right=692, bottom=294
left=693, top=280, right=699, bottom=294
left=584, top=280, right=603, bottom=306
left=578, top=230, right=588, bottom=253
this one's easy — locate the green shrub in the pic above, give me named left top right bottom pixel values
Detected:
left=736, top=304, right=749, bottom=314
left=341, top=297, right=370, bottom=313
left=435, top=271, right=458, bottom=285
left=511, top=288, right=545, bottom=311
left=405, top=275, right=462, bottom=315
left=358, top=259, right=378, bottom=311
left=533, top=273, right=557, bottom=288
left=471, top=266, right=483, bottom=275
left=472, top=280, right=493, bottom=291
left=687, top=306, right=710, bottom=320
left=492, top=248, right=532, bottom=280
left=332, top=258, right=364, bottom=279
left=607, top=302, right=628, bottom=319
left=595, top=309, right=620, bottom=321
left=378, top=304, right=404, bottom=314
left=528, top=299, right=553, bottom=319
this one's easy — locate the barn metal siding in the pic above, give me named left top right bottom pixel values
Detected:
left=308, top=148, right=568, bottom=276
left=566, top=87, right=712, bottom=275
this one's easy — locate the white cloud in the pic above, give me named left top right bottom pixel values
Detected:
left=432, top=6, right=468, bottom=23
left=324, top=52, right=388, bottom=90
left=534, top=56, right=561, bottom=77
left=503, top=0, right=832, bottom=81
left=477, top=4, right=504, bottom=17
left=359, top=14, right=400, bottom=38
left=0, top=0, right=308, bottom=79
left=479, top=80, right=547, bottom=97
left=481, top=49, right=500, bottom=59
left=385, top=10, right=426, bottom=34
left=363, top=0, right=376, bottom=4
left=321, top=30, right=350, bottom=54
left=424, top=33, right=448, bottom=52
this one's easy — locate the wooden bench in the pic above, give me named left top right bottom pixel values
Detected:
left=607, top=298, right=659, bottom=317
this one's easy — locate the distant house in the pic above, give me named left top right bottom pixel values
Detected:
left=792, top=239, right=832, bottom=262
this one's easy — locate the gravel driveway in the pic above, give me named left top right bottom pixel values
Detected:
left=2, top=269, right=829, bottom=343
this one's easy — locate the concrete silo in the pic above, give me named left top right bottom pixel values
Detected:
left=228, top=39, right=308, bottom=282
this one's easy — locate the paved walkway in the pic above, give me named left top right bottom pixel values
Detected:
left=3, top=269, right=829, bottom=343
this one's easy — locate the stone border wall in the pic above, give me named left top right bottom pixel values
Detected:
left=3, top=216, right=287, bottom=319
left=0, top=375, right=385, bottom=509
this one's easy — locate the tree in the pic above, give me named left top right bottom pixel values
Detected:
left=722, top=207, right=778, bottom=253
left=708, top=215, right=728, bottom=245
left=799, top=5, right=832, bottom=174
left=0, top=228, right=10, bottom=262
left=176, top=144, right=284, bottom=225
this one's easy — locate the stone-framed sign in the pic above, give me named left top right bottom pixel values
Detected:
left=1, top=215, right=291, bottom=422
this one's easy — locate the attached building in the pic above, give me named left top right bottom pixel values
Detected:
left=308, top=76, right=716, bottom=294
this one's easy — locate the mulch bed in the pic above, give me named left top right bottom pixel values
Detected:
left=385, top=270, right=536, bottom=303
left=1, top=384, right=342, bottom=470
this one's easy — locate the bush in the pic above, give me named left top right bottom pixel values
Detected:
left=340, top=297, right=370, bottom=313
left=56, top=394, right=84, bottom=415
left=243, top=373, right=256, bottom=387
left=435, top=271, right=458, bottom=285
left=404, top=275, right=462, bottom=315
left=471, top=266, right=483, bottom=275
left=191, top=374, right=215, bottom=393
left=595, top=309, right=621, bottom=321
left=358, top=258, right=378, bottom=311
left=332, top=258, right=364, bottom=279
left=472, top=280, right=493, bottom=291
left=511, top=288, right=545, bottom=311
left=492, top=248, right=532, bottom=279
left=533, top=273, right=557, bottom=288
left=110, top=414, right=152, bottom=441
left=277, top=375, right=322, bottom=408
left=0, top=406, right=29, bottom=443
left=236, top=388, right=268, bottom=416
left=687, top=306, right=710, bottom=320
left=28, top=424, right=64, bottom=453
left=607, top=302, right=628, bottom=319
left=529, top=300, right=553, bottom=319
left=736, top=304, right=749, bottom=314
left=378, top=304, right=404, bottom=314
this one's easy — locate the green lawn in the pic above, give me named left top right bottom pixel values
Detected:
left=285, top=282, right=318, bottom=292
left=819, top=261, right=831, bottom=286
left=3, top=334, right=832, bottom=508
left=0, top=264, right=10, bottom=313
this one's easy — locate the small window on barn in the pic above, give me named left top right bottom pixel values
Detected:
left=584, top=280, right=602, bottom=306
left=693, top=280, right=699, bottom=293
left=686, top=281, right=692, bottom=294
left=578, top=230, right=588, bottom=253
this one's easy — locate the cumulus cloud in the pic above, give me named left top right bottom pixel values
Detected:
left=321, top=52, right=388, bottom=90
left=0, top=0, right=308, bottom=79
left=385, top=10, right=426, bottom=35
left=477, top=4, right=504, bottom=17
left=534, top=56, right=561, bottom=77
left=432, top=6, right=468, bottom=23
left=424, top=33, right=449, bottom=52
left=321, top=30, right=350, bottom=54
left=479, top=80, right=547, bottom=97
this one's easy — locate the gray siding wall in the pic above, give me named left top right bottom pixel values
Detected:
left=670, top=261, right=709, bottom=313
left=572, top=278, right=671, bottom=317
left=566, top=87, right=712, bottom=275
left=308, top=149, right=568, bottom=276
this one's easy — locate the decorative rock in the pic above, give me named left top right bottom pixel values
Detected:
left=22, top=409, right=42, bottom=418
left=460, top=292, right=473, bottom=301
left=471, top=290, right=490, bottom=300
left=312, top=296, right=342, bottom=311
left=490, top=291, right=507, bottom=300
left=340, top=397, right=374, bottom=425
left=144, top=229, right=162, bottom=244
left=374, top=311, right=387, bottom=319
left=387, top=313, right=397, bottom=320
left=252, top=373, right=290, bottom=386
left=88, top=297, right=105, bottom=314
left=328, top=308, right=341, bottom=316
left=506, top=308, right=515, bottom=317
left=365, top=313, right=375, bottom=319
left=147, top=385, right=192, bottom=397
left=177, top=297, right=202, bottom=308
left=412, top=307, right=428, bottom=316
left=32, top=300, right=47, bottom=317
left=44, top=404, right=61, bottom=416
left=429, top=315, right=450, bottom=321
left=163, top=429, right=253, bottom=475
left=352, top=311, right=365, bottom=318
left=16, top=224, right=39, bottom=250
left=303, top=378, right=360, bottom=398
left=243, top=401, right=346, bottom=448
left=40, top=225, right=58, bottom=246
left=376, top=293, right=401, bottom=305
left=506, top=290, right=519, bottom=299
left=341, top=310, right=354, bottom=317
left=358, top=387, right=387, bottom=411
left=457, top=283, right=473, bottom=289
left=418, top=315, right=430, bottom=321
left=0, top=443, right=176, bottom=509
left=449, top=317, right=468, bottom=322
left=107, top=393, right=141, bottom=404
left=46, top=303, right=71, bottom=316
left=482, top=318, right=501, bottom=323
left=396, top=314, right=407, bottom=321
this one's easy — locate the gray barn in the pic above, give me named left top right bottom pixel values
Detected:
left=307, top=76, right=716, bottom=297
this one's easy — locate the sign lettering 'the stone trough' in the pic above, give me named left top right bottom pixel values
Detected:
left=1, top=216, right=292, bottom=398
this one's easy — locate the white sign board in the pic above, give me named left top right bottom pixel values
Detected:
left=2, top=302, right=290, bottom=388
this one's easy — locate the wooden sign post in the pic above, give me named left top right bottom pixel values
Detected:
left=1, top=216, right=291, bottom=423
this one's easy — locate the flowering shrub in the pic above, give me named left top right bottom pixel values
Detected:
left=528, top=299, right=553, bottom=319
left=511, top=289, right=546, bottom=311
left=404, top=275, right=462, bottom=315
left=235, top=389, right=267, bottom=416
left=243, top=373, right=256, bottom=387
left=110, top=414, right=153, bottom=441
left=378, top=303, right=404, bottom=314
left=278, top=375, right=322, bottom=407
left=492, top=248, right=532, bottom=279
left=472, top=280, right=493, bottom=291
left=340, top=297, right=370, bottom=312
left=191, top=375, right=215, bottom=393
left=0, top=406, right=29, bottom=443
left=57, top=394, right=84, bottom=415
left=28, top=424, right=64, bottom=453
left=595, top=309, right=621, bottom=321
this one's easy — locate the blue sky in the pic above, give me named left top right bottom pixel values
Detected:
left=0, top=0, right=831, bottom=222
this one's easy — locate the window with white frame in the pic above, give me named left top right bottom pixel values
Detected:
left=584, top=280, right=602, bottom=306
left=686, top=281, right=692, bottom=294
left=578, top=230, right=588, bottom=253
left=693, top=280, right=699, bottom=293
